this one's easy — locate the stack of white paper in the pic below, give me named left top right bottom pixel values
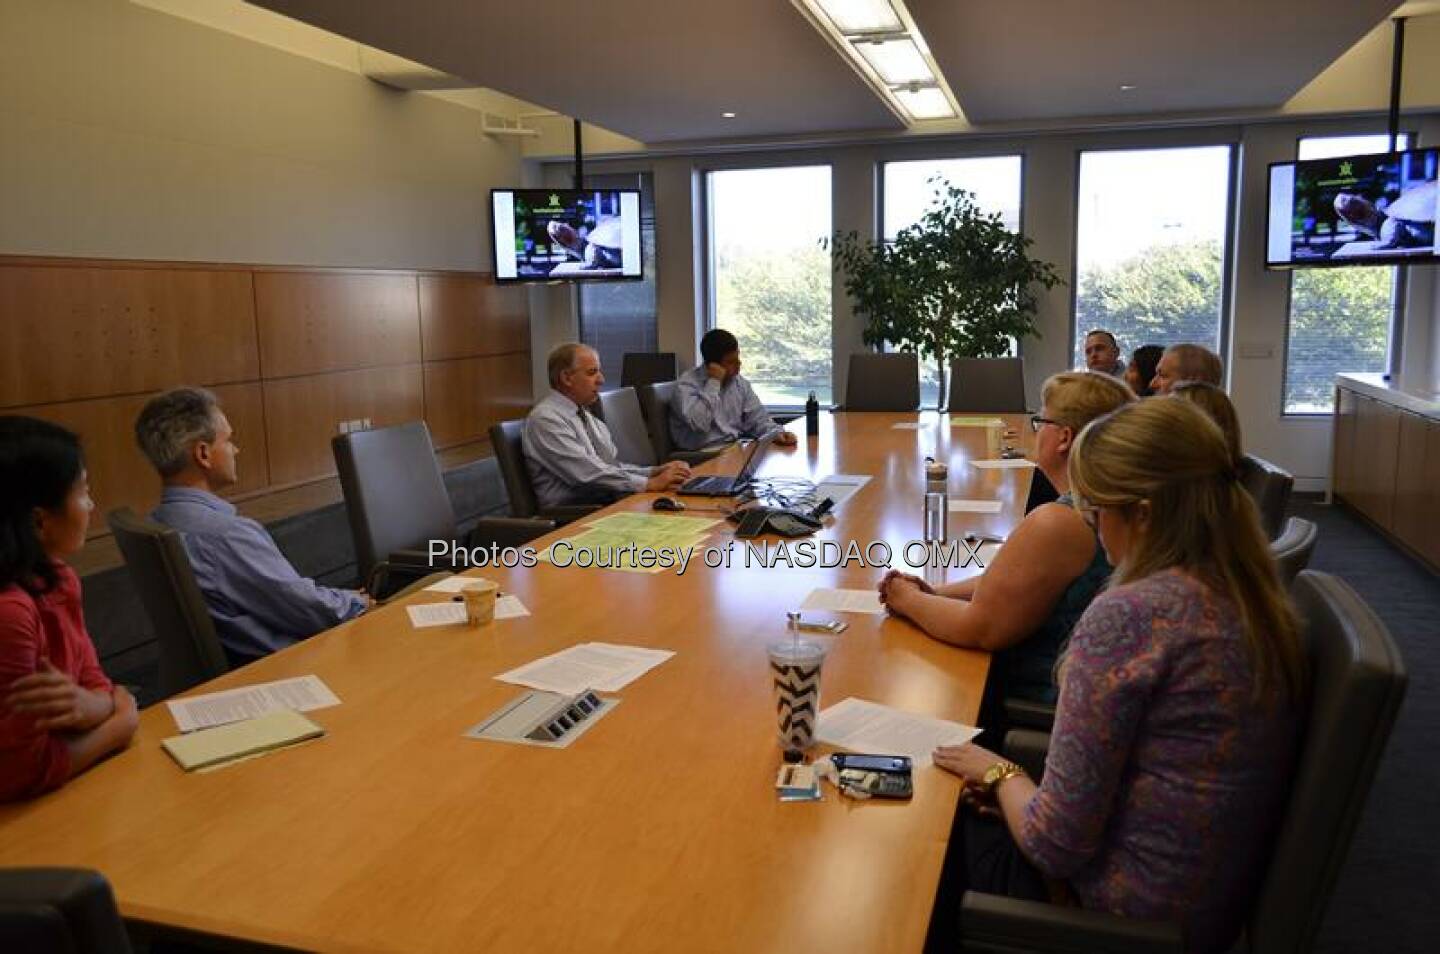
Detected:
left=495, top=643, right=675, bottom=695
left=814, top=474, right=872, bottom=508
left=800, top=588, right=886, bottom=615
left=817, top=697, right=981, bottom=768
left=166, top=675, right=340, bottom=733
left=405, top=595, right=530, bottom=628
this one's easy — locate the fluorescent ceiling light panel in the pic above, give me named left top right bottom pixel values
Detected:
left=816, top=0, right=903, bottom=34
left=892, top=85, right=955, bottom=120
left=854, top=37, right=932, bottom=86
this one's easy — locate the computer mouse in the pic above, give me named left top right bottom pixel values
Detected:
left=652, top=496, right=685, bottom=512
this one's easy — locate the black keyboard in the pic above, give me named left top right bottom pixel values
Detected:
left=679, top=475, right=738, bottom=496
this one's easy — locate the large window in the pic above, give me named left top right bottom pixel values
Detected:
left=883, top=156, right=1024, bottom=406
left=1072, top=145, right=1234, bottom=369
left=707, top=166, right=832, bottom=406
left=578, top=172, right=657, bottom=389
left=1284, top=135, right=1409, bottom=414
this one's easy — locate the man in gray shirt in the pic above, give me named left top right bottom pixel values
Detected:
left=670, top=329, right=799, bottom=451
left=523, top=344, right=690, bottom=508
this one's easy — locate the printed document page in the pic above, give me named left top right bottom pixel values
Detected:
left=495, top=643, right=674, bottom=695
left=817, top=697, right=981, bottom=768
left=166, top=675, right=340, bottom=733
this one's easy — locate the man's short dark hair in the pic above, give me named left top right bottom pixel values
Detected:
left=135, top=387, right=221, bottom=478
left=1086, top=329, right=1118, bottom=349
left=700, top=329, right=739, bottom=366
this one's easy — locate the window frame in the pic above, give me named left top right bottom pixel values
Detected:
left=1278, top=132, right=1414, bottom=418
left=1066, top=142, right=1240, bottom=376
left=575, top=170, right=660, bottom=391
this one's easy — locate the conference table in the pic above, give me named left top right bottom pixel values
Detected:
left=0, top=410, right=1038, bottom=953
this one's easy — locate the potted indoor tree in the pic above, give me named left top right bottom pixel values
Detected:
left=831, top=180, right=1061, bottom=408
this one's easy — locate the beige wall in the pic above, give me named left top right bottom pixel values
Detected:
left=0, top=0, right=522, bottom=270
left=534, top=112, right=1440, bottom=490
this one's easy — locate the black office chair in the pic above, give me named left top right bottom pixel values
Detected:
left=1240, top=453, right=1295, bottom=541
left=596, top=387, right=658, bottom=467
left=108, top=507, right=230, bottom=697
left=635, top=381, right=727, bottom=466
left=620, top=352, right=679, bottom=389
left=488, top=420, right=601, bottom=525
left=959, top=571, right=1408, bottom=954
left=333, top=421, right=553, bottom=598
left=948, top=357, right=1028, bottom=413
left=0, top=868, right=132, bottom=953
left=842, top=353, right=920, bottom=411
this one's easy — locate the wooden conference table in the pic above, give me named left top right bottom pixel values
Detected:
left=0, top=410, right=1037, bottom=953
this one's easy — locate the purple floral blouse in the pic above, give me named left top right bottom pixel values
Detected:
left=1017, top=568, right=1298, bottom=953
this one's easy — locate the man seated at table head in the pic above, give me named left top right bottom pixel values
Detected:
left=524, top=343, right=691, bottom=508
left=1150, top=343, right=1224, bottom=395
left=670, top=329, right=799, bottom=451
left=136, top=387, right=367, bottom=666
left=1082, top=329, right=1126, bottom=377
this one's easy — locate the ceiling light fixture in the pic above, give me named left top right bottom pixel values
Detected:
left=814, top=0, right=903, bottom=35
left=722, top=111, right=737, bottom=118
left=1119, top=84, right=1137, bottom=91
left=793, top=0, right=961, bottom=124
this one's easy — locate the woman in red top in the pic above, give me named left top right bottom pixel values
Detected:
left=1, top=416, right=138, bottom=801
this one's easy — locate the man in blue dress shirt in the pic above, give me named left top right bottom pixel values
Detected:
left=136, top=388, right=368, bottom=665
left=670, top=329, right=799, bottom=452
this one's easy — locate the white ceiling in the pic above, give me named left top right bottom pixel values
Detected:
left=909, top=0, right=1402, bottom=123
left=251, top=0, right=1406, bottom=143
left=249, top=0, right=904, bottom=142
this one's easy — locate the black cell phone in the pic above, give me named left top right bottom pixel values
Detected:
left=830, top=753, right=912, bottom=774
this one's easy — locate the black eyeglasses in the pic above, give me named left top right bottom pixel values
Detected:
left=1030, top=415, right=1063, bottom=433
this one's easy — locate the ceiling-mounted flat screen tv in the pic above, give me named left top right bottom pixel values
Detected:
left=491, top=188, right=642, bottom=283
left=1266, top=147, right=1438, bottom=269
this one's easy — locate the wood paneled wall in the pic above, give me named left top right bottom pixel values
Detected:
left=0, top=255, right=531, bottom=537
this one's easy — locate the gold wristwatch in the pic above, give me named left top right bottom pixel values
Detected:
left=980, top=760, right=1027, bottom=794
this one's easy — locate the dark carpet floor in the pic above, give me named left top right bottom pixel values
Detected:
left=1297, top=497, right=1439, bottom=954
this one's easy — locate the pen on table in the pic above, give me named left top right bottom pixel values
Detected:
left=452, top=591, right=504, bottom=602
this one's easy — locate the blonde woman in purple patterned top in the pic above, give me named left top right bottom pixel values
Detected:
left=929, top=398, right=1306, bottom=954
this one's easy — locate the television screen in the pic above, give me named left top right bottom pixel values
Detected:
left=1266, top=147, right=1438, bottom=268
left=491, top=188, right=643, bottom=282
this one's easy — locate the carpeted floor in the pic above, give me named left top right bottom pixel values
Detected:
left=1295, top=496, right=1439, bottom=954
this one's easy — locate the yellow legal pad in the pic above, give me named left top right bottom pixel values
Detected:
left=161, top=708, right=325, bottom=772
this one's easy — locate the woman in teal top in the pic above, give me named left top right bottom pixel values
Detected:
left=880, top=372, right=1133, bottom=711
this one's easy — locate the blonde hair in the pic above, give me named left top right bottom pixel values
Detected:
left=1069, top=399, right=1303, bottom=702
left=1041, top=371, right=1136, bottom=431
left=1171, top=381, right=1242, bottom=468
left=1164, top=343, right=1224, bottom=386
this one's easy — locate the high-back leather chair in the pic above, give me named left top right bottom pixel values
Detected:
left=489, top=420, right=600, bottom=525
left=1272, top=517, right=1318, bottom=584
left=334, top=422, right=552, bottom=596
left=0, top=868, right=132, bottom=953
left=1241, top=453, right=1295, bottom=540
left=108, top=507, right=229, bottom=697
left=636, top=381, right=725, bottom=465
left=957, top=570, right=1408, bottom=954
left=596, top=387, right=658, bottom=467
left=843, top=353, right=920, bottom=411
left=947, top=357, right=1027, bottom=412
left=620, top=352, right=678, bottom=389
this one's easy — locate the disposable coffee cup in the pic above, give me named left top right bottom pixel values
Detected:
left=460, top=579, right=499, bottom=627
left=768, top=639, right=829, bottom=750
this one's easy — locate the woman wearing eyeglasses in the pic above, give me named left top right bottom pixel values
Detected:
left=928, top=398, right=1303, bottom=953
left=879, top=371, right=1134, bottom=714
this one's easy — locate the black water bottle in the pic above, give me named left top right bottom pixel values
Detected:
left=805, top=391, right=820, bottom=438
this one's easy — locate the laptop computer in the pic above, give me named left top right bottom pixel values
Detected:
left=678, top=434, right=773, bottom=496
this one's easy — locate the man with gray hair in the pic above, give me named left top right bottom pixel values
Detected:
left=1150, top=343, right=1224, bottom=395
left=136, top=387, right=367, bottom=664
left=523, top=344, right=690, bottom=508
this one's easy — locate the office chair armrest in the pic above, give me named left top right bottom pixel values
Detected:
left=1003, top=729, right=1052, bottom=780
left=961, top=892, right=1184, bottom=954
left=537, top=505, right=603, bottom=525
left=468, top=517, right=556, bottom=550
left=1004, top=697, right=1057, bottom=732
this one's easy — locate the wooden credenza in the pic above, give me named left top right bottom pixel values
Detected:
left=1333, top=374, right=1440, bottom=572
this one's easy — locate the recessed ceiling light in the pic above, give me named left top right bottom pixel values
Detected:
left=816, top=0, right=904, bottom=34
left=722, top=111, right=736, bottom=118
left=1119, top=84, right=1137, bottom=91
